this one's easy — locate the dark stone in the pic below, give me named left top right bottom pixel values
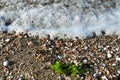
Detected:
left=5, top=20, right=12, bottom=26
left=101, top=31, right=106, bottom=35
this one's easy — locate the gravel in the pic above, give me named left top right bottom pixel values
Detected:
left=0, top=32, right=120, bottom=80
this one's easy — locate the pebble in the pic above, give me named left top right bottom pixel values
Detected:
left=5, top=39, right=10, bottom=42
left=102, top=63, right=106, bottom=67
left=116, top=56, right=120, bottom=61
left=93, top=73, right=101, bottom=79
left=103, top=47, right=107, bottom=50
left=84, top=46, right=88, bottom=49
left=18, top=77, right=24, bottom=80
left=27, top=42, right=32, bottom=45
left=0, top=77, right=6, bottom=80
left=112, top=63, right=116, bottom=67
left=3, top=60, right=10, bottom=67
left=117, top=69, right=120, bottom=74
left=116, top=47, right=119, bottom=51
left=74, top=60, right=78, bottom=65
left=83, top=59, right=88, bottom=64
left=8, top=75, right=13, bottom=79
left=101, top=76, right=108, bottom=80
left=58, top=55, right=63, bottom=60
left=51, top=72, right=55, bottom=76
left=58, top=75, right=65, bottom=80
left=107, top=53, right=112, bottom=58
left=19, top=74, right=25, bottom=80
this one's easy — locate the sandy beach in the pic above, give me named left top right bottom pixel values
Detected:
left=0, top=32, right=119, bottom=80
left=0, top=1, right=120, bottom=79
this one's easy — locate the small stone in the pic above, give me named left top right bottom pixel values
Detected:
left=103, top=47, right=107, bottom=50
left=18, top=77, right=24, bottom=80
left=8, top=76, right=13, bottom=79
left=117, top=69, right=120, bottom=74
left=28, top=42, right=32, bottom=45
left=58, top=55, right=63, bottom=60
left=116, top=56, right=120, bottom=61
left=101, top=76, right=108, bottom=80
left=93, top=73, right=101, bottom=79
left=1, top=77, right=6, bottom=80
left=51, top=72, right=55, bottom=76
left=107, top=53, right=112, bottom=58
left=84, top=46, right=88, bottom=49
left=116, top=47, right=119, bottom=51
left=90, top=64, right=94, bottom=68
left=83, top=59, right=88, bottom=64
left=3, top=60, right=10, bottom=67
left=5, top=39, right=10, bottom=42
left=102, top=63, right=106, bottom=67
left=6, top=71, right=10, bottom=75
left=65, top=76, right=71, bottom=80
left=112, top=63, right=116, bottom=67
left=79, top=77, right=84, bottom=80
left=58, top=75, right=65, bottom=80
left=74, top=60, right=78, bottom=65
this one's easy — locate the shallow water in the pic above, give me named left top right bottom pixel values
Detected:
left=0, top=0, right=120, bottom=38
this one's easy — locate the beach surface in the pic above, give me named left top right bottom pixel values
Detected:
left=0, top=0, right=120, bottom=80
left=0, top=32, right=120, bottom=80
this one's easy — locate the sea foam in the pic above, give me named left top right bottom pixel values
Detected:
left=0, top=0, right=120, bottom=38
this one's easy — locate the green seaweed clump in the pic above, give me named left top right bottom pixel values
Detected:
left=51, top=61, right=88, bottom=76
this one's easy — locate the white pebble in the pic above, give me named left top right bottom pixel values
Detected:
left=117, top=69, right=120, bottom=74
left=74, top=60, right=78, bottom=65
left=58, top=55, right=63, bottom=60
left=116, top=56, right=120, bottom=61
left=102, top=63, right=106, bottom=67
left=28, top=42, right=32, bottom=45
left=18, top=77, right=24, bottom=80
left=116, top=47, right=119, bottom=51
left=101, top=76, right=108, bottom=80
left=103, top=47, right=107, bottom=50
left=5, top=39, right=10, bottom=42
left=51, top=72, right=55, bottom=76
left=112, top=63, right=116, bottom=66
left=3, top=60, right=10, bottom=67
left=84, top=46, right=88, bottom=49
left=107, top=53, right=112, bottom=58
left=83, top=59, right=88, bottom=64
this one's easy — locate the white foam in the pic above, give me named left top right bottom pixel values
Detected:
left=0, top=0, right=120, bottom=38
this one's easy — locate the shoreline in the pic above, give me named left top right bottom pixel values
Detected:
left=0, top=32, right=120, bottom=80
